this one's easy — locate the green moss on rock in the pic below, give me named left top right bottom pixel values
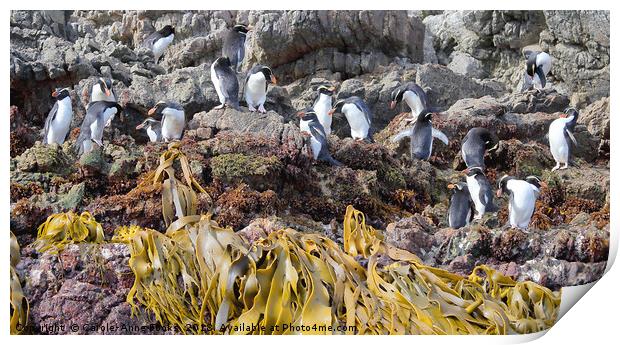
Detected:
left=210, top=153, right=283, bottom=191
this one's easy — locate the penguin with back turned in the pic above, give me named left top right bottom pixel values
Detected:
left=465, top=167, right=497, bottom=220
left=211, top=57, right=240, bottom=110
left=244, top=64, right=277, bottom=113
left=74, top=101, right=122, bottom=155
left=461, top=127, right=499, bottom=171
left=549, top=107, right=579, bottom=171
left=222, top=24, right=250, bottom=73
left=297, top=107, right=342, bottom=166
left=43, top=87, right=73, bottom=145
left=447, top=181, right=474, bottom=229
left=143, top=25, right=175, bottom=64
left=391, top=110, right=449, bottom=160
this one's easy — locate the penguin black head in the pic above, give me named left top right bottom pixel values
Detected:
left=465, top=166, right=485, bottom=177
left=329, top=99, right=347, bottom=116
left=233, top=24, right=250, bottom=34
left=148, top=101, right=168, bottom=116
left=389, top=86, right=406, bottom=109
left=297, top=107, right=319, bottom=122
left=525, top=53, right=538, bottom=77
left=417, top=110, right=433, bottom=122
left=98, top=77, right=113, bottom=97
left=158, top=25, right=175, bottom=37
left=52, top=87, right=71, bottom=100
left=259, top=66, right=277, bottom=85
left=478, top=128, right=499, bottom=151
left=447, top=181, right=468, bottom=192
left=317, top=85, right=336, bottom=96
left=136, top=118, right=160, bottom=130
left=525, top=176, right=547, bottom=190
left=215, top=56, right=232, bottom=68
left=561, top=107, right=579, bottom=119
left=496, top=175, right=515, bottom=197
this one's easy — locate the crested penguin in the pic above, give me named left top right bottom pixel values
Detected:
left=389, top=82, right=429, bottom=119
left=465, top=167, right=498, bottom=220
left=297, top=107, right=342, bottom=166
left=75, top=101, right=122, bottom=155
left=148, top=101, right=185, bottom=142
left=43, top=87, right=73, bottom=145
left=461, top=127, right=499, bottom=170
left=522, top=51, right=552, bottom=91
left=497, top=175, right=546, bottom=230
left=549, top=107, right=579, bottom=171
left=211, top=57, right=240, bottom=110
left=329, top=96, right=373, bottom=141
left=244, top=64, right=277, bottom=113
left=136, top=118, right=162, bottom=143
left=312, top=85, right=336, bottom=136
left=90, top=77, right=116, bottom=103
left=447, top=182, right=473, bottom=229
left=222, top=24, right=250, bottom=73
left=144, top=25, right=175, bottom=63
left=391, top=110, right=449, bottom=160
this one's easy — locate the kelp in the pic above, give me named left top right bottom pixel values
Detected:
left=112, top=225, right=146, bottom=244
left=153, top=142, right=209, bottom=227
left=10, top=232, right=29, bottom=334
left=124, top=206, right=561, bottom=335
left=34, top=211, right=104, bottom=253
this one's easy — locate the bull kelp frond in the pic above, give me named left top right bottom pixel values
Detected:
left=153, top=142, right=211, bottom=227
left=10, top=232, right=29, bottom=334
left=34, top=211, right=104, bottom=254
left=124, top=206, right=561, bottom=335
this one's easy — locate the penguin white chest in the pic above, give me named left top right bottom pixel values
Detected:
left=210, top=63, right=225, bottom=104
left=146, top=126, right=159, bottom=142
left=310, top=136, right=322, bottom=160
left=403, top=91, right=425, bottom=116
left=152, top=34, right=174, bottom=61
left=161, top=108, right=185, bottom=141
left=507, top=180, right=537, bottom=229
left=466, top=175, right=484, bottom=215
left=313, top=95, right=332, bottom=136
left=91, top=84, right=115, bottom=103
left=244, top=73, right=267, bottom=106
left=47, top=98, right=73, bottom=145
left=91, top=107, right=118, bottom=144
left=342, top=104, right=369, bottom=139
left=299, top=119, right=310, bottom=133
left=549, top=118, right=570, bottom=164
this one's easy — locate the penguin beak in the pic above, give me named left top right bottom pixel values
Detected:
left=51, top=90, right=58, bottom=97
left=136, top=123, right=145, bottom=130
left=389, top=101, right=396, bottom=110
left=105, top=88, right=111, bottom=97
left=296, top=111, right=305, bottom=118
left=447, top=184, right=456, bottom=190
left=496, top=189, right=503, bottom=198
left=540, top=181, right=548, bottom=189
left=461, top=168, right=469, bottom=175
left=560, top=113, right=568, bottom=118
left=271, top=75, right=278, bottom=84
left=328, top=109, right=335, bottom=116
left=148, top=107, right=156, bottom=116
left=328, top=86, right=336, bottom=92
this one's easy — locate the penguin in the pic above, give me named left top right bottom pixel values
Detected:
left=144, top=25, right=175, bottom=64
left=461, top=127, right=499, bottom=170
left=329, top=96, right=373, bottom=141
left=391, top=110, right=449, bottom=160
left=497, top=175, right=546, bottom=229
left=297, top=107, right=342, bottom=166
left=525, top=175, right=546, bottom=199
left=90, top=77, right=116, bottom=103
left=465, top=167, right=498, bottom=220
left=244, top=64, right=277, bottom=113
left=74, top=101, right=122, bottom=155
left=389, top=82, right=429, bottom=119
left=147, top=101, right=185, bottom=142
left=549, top=107, right=579, bottom=171
left=447, top=182, right=474, bottom=229
left=43, top=87, right=73, bottom=145
left=312, top=85, right=336, bottom=136
left=522, top=51, right=552, bottom=90
left=211, top=57, right=240, bottom=110
left=222, top=24, right=250, bottom=73
left=135, top=118, right=162, bottom=143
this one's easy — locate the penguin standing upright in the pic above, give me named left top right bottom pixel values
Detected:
left=461, top=127, right=499, bottom=170
left=90, top=77, right=116, bottom=103
left=497, top=175, right=546, bottom=229
left=211, top=57, right=240, bottom=110
left=144, top=25, right=175, bottom=63
left=244, top=64, right=277, bottom=113
left=549, top=107, right=579, bottom=171
left=222, top=24, right=250, bottom=73
left=329, top=96, right=373, bottom=141
left=297, top=107, right=342, bottom=166
left=389, top=82, right=429, bottom=119
left=147, top=101, right=185, bottom=142
left=74, top=101, right=122, bottom=154
left=43, top=88, right=73, bottom=145
left=391, top=110, right=449, bottom=160
left=447, top=182, right=473, bottom=229
left=136, top=118, right=162, bottom=143
left=465, top=167, right=497, bottom=220
left=522, top=51, right=552, bottom=91
left=312, top=85, right=336, bottom=136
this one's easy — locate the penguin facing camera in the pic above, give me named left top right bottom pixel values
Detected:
left=549, top=107, right=579, bottom=171
left=90, top=77, right=116, bottom=104
left=329, top=96, right=373, bottom=142
left=43, top=87, right=73, bottom=146
left=144, top=25, right=175, bottom=64
left=211, top=57, right=241, bottom=110
left=297, top=107, right=342, bottom=167
left=244, top=64, right=277, bottom=113
left=447, top=182, right=474, bottom=229
left=312, top=85, right=336, bottom=136
left=147, top=101, right=185, bottom=142
left=464, top=167, right=498, bottom=220
left=391, top=110, right=449, bottom=161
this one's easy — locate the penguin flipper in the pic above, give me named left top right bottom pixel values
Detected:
left=535, top=65, right=547, bottom=88
left=319, top=152, right=343, bottom=166
left=391, top=128, right=413, bottom=143
left=432, top=128, right=449, bottom=145
left=43, top=102, right=59, bottom=141
left=565, top=129, right=578, bottom=147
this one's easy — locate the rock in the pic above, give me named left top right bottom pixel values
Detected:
left=15, top=143, right=74, bottom=175
left=210, top=153, right=283, bottom=192
left=432, top=226, right=492, bottom=264
left=385, top=215, right=436, bottom=258
left=447, top=51, right=486, bottom=79
left=502, top=88, right=570, bottom=114
left=58, top=182, right=86, bottom=211
left=579, top=97, right=609, bottom=139
left=78, top=146, right=108, bottom=176
left=509, top=257, right=606, bottom=289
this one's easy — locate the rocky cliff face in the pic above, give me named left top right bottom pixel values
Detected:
left=10, top=10, right=609, bottom=334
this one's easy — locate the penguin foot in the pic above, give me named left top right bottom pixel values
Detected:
left=560, top=163, right=569, bottom=170
left=258, top=105, right=267, bottom=113
left=551, top=164, right=560, bottom=172
left=248, top=105, right=256, bottom=112
left=214, top=104, right=225, bottom=110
